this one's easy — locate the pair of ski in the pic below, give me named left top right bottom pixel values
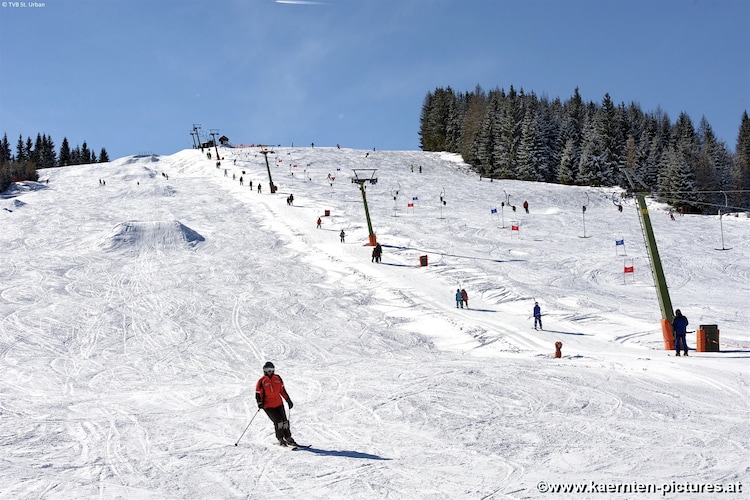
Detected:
left=277, top=442, right=311, bottom=451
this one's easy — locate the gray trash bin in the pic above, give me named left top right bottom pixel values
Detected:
left=699, top=324, right=720, bottom=352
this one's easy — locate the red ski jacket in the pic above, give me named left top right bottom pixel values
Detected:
left=255, top=374, right=290, bottom=409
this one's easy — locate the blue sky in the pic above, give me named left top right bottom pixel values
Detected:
left=1, top=0, right=748, bottom=159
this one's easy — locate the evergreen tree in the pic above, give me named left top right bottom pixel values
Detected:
left=694, top=116, right=724, bottom=212
left=642, top=133, right=662, bottom=190
left=659, top=145, right=697, bottom=211
left=445, top=96, right=463, bottom=153
left=516, top=105, right=546, bottom=181
left=71, top=146, right=81, bottom=165
left=637, top=115, right=660, bottom=189
left=99, top=148, right=110, bottom=163
left=59, top=137, right=71, bottom=166
left=16, top=135, right=26, bottom=163
left=81, top=141, right=91, bottom=164
left=25, top=137, right=33, bottom=164
left=540, top=100, right=562, bottom=183
left=659, top=113, right=699, bottom=211
left=0, top=164, right=10, bottom=191
left=41, top=134, right=57, bottom=169
left=623, top=134, right=638, bottom=186
left=594, top=93, right=623, bottom=185
left=558, top=137, right=577, bottom=184
left=32, top=134, right=43, bottom=168
left=419, top=90, right=437, bottom=151
left=419, top=87, right=453, bottom=151
left=474, top=92, right=500, bottom=176
left=0, top=134, right=11, bottom=165
left=557, top=89, right=586, bottom=184
left=731, top=111, right=750, bottom=209
left=494, top=86, right=522, bottom=178
left=577, top=113, right=606, bottom=185
left=460, top=86, right=487, bottom=167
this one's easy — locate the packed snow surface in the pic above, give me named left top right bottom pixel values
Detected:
left=1, top=147, right=748, bottom=499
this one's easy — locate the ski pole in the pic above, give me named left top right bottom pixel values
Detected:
left=234, top=409, right=261, bottom=446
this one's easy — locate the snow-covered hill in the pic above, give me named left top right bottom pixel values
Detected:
left=1, top=147, right=748, bottom=499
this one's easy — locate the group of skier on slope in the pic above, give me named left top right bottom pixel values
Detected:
left=251, top=305, right=691, bottom=448
left=245, top=187, right=693, bottom=447
left=452, top=294, right=690, bottom=356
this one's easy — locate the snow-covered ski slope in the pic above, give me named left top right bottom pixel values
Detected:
left=1, top=147, right=748, bottom=499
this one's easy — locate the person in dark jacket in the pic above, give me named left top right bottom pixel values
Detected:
left=672, top=309, right=689, bottom=356
left=255, top=361, right=297, bottom=446
left=533, top=302, right=543, bottom=330
left=372, top=243, right=382, bottom=263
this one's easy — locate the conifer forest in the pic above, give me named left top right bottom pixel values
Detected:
left=419, top=86, right=750, bottom=213
left=0, top=133, right=109, bottom=192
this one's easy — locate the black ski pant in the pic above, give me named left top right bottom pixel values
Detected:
left=264, top=405, right=292, bottom=442
left=534, top=315, right=543, bottom=329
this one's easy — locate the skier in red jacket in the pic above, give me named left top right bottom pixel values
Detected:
left=255, top=361, right=297, bottom=446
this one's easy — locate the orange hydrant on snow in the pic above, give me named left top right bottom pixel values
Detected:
left=554, top=341, right=563, bottom=358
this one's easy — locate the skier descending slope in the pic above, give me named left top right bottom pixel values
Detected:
left=533, top=302, right=543, bottom=330
left=255, top=361, right=298, bottom=447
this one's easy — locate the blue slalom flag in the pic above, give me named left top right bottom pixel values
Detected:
left=412, top=196, right=419, bottom=201
left=616, top=239, right=624, bottom=246
left=491, top=208, right=498, bottom=214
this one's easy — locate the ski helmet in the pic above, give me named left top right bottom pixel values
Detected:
left=263, top=361, right=275, bottom=373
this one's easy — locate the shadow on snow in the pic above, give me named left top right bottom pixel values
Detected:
left=296, top=447, right=391, bottom=461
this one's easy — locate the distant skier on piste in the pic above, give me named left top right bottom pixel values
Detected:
left=533, top=302, right=543, bottom=330
left=255, top=361, right=297, bottom=447
left=372, top=243, right=382, bottom=263
left=672, top=309, right=689, bottom=356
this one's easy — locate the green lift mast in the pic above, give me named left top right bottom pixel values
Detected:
left=259, top=149, right=277, bottom=193
left=624, top=170, right=675, bottom=349
left=352, top=169, right=378, bottom=246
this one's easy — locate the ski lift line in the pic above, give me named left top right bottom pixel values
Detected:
left=658, top=198, right=748, bottom=212
left=644, top=188, right=750, bottom=211
left=657, top=189, right=750, bottom=195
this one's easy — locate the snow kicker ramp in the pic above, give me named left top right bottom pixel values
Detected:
left=98, top=220, right=204, bottom=253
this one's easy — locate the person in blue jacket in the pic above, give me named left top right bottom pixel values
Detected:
left=533, top=302, right=543, bottom=330
left=455, top=289, right=463, bottom=308
left=672, top=309, right=689, bottom=356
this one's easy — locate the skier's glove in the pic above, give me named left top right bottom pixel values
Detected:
left=287, top=399, right=294, bottom=409
left=257, top=401, right=264, bottom=409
